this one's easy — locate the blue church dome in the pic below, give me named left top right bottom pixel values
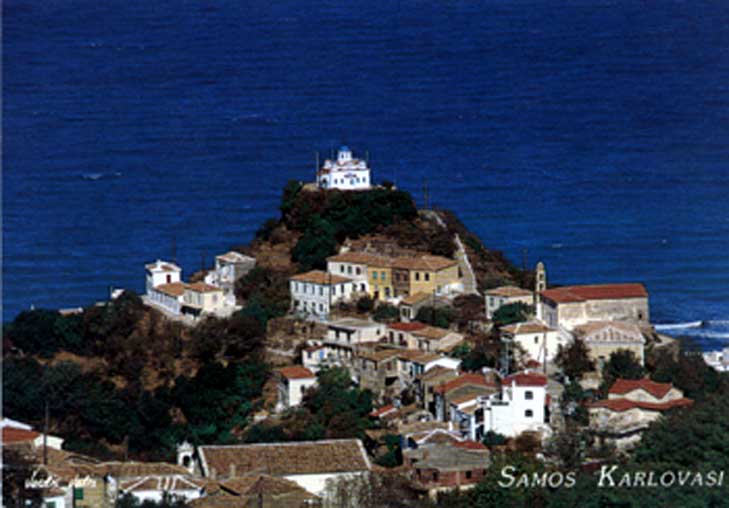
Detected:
left=339, top=145, right=351, bottom=152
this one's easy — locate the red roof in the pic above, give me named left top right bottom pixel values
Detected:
left=278, top=366, right=316, bottom=380
left=434, top=373, right=495, bottom=394
left=2, top=427, right=40, bottom=444
left=589, top=398, right=693, bottom=412
left=540, top=284, right=648, bottom=304
left=388, top=322, right=427, bottom=332
left=369, top=405, right=397, bottom=418
left=502, top=372, right=548, bottom=387
left=608, top=378, right=673, bottom=399
left=453, top=440, right=487, bottom=450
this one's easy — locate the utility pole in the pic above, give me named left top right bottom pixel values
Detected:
left=422, top=177, right=430, bottom=210
left=43, top=400, right=49, bottom=466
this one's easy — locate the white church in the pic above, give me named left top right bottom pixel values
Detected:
left=316, top=146, right=372, bottom=191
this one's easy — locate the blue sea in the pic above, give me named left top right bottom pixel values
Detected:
left=4, top=1, right=729, bottom=348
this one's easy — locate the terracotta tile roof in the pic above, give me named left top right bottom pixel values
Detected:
left=417, top=366, right=458, bottom=383
left=216, top=251, right=254, bottom=264
left=291, top=270, right=352, bottom=285
left=278, top=366, right=316, bottom=380
left=485, top=286, right=533, bottom=297
left=450, top=393, right=483, bottom=405
left=589, top=398, right=693, bottom=412
left=502, top=372, right=548, bottom=387
left=186, top=282, right=222, bottom=293
left=119, top=475, right=204, bottom=493
left=502, top=320, right=554, bottom=335
left=145, top=260, right=181, bottom=272
left=369, top=405, right=397, bottom=418
left=199, top=439, right=371, bottom=477
left=391, top=255, right=457, bottom=272
left=303, top=344, right=324, bottom=353
left=400, top=292, right=431, bottom=305
left=218, top=475, right=318, bottom=498
left=388, top=322, right=427, bottom=332
left=358, top=349, right=400, bottom=362
left=608, top=378, right=674, bottom=399
left=327, top=252, right=389, bottom=265
left=2, top=427, right=40, bottom=444
left=411, top=326, right=451, bottom=341
left=92, top=461, right=191, bottom=478
left=433, top=373, right=495, bottom=394
left=154, top=282, right=186, bottom=297
left=540, top=283, right=648, bottom=303
left=453, top=440, right=487, bottom=450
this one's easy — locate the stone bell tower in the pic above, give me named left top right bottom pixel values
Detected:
left=535, top=261, right=546, bottom=319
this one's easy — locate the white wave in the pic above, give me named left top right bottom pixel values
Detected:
left=81, top=173, right=103, bottom=180
left=698, top=331, right=729, bottom=340
left=654, top=321, right=703, bottom=331
left=707, top=320, right=729, bottom=327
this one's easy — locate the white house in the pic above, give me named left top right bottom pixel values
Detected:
left=538, top=283, right=649, bottom=330
left=181, top=282, right=226, bottom=319
left=145, top=260, right=182, bottom=292
left=325, top=318, right=385, bottom=344
left=500, top=320, right=566, bottom=365
left=193, top=440, right=372, bottom=497
left=317, top=146, right=372, bottom=191
left=484, top=286, right=534, bottom=320
left=204, top=251, right=255, bottom=306
left=326, top=251, right=379, bottom=294
left=1, top=419, right=65, bottom=450
left=290, top=270, right=354, bottom=318
left=473, top=371, right=550, bottom=440
left=277, top=366, right=317, bottom=410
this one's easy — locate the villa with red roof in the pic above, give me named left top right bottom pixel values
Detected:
left=538, top=283, right=650, bottom=330
left=386, top=322, right=464, bottom=353
left=588, top=378, right=693, bottom=450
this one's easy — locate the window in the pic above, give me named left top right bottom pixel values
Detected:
left=525, top=391, right=533, bottom=400
left=385, top=287, right=391, bottom=297
left=373, top=272, right=378, bottom=280
left=332, top=286, right=337, bottom=295
left=348, top=266, right=352, bottom=274
left=301, top=385, right=307, bottom=394
left=73, top=488, right=84, bottom=500
left=320, top=287, right=324, bottom=296
left=166, top=274, right=171, bottom=284
left=425, top=273, right=430, bottom=281
left=489, top=297, right=495, bottom=306
left=525, top=409, right=533, bottom=418
left=319, top=303, right=325, bottom=311
left=360, top=283, right=366, bottom=291
left=432, top=472, right=439, bottom=482
left=415, top=272, right=420, bottom=281
left=465, top=471, right=472, bottom=480
left=356, top=267, right=361, bottom=275
left=380, top=271, right=386, bottom=280
left=534, top=336, right=539, bottom=344
left=340, top=265, right=345, bottom=273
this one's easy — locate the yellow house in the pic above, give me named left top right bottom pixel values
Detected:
left=367, top=257, right=393, bottom=301
left=393, top=255, right=460, bottom=296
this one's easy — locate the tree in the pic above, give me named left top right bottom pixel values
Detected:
left=356, top=295, right=375, bottom=313
left=555, top=339, right=594, bottom=381
left=598, top=349, right=645, bottom=397
left=372, top=303, right=399, bottom=323
left=482, top=430, right=506, bottom=448
left=415, top=306, right=455, bottom=329
left=292, top=214, right=338, bottom=270
left=492, top=302, right=533, bottom=326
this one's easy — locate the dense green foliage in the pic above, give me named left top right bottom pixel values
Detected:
left=415, top=305, right=455, bottom=328
left=233, top=265, right=290, bottom=328
left=555, top=339, right=594, bottom=381
left=597, top=349, right=646, bottom=396
left=374, top=434, right=403, bottom=468
left=245, top=367, right=373, bottom=443
left=492, top=302, right=533, bottom=326
left=372, top=303, right=400, bottom=323
left=3, top=291, right=269, bottom=461
left=279, top=180, right=418, bottom=269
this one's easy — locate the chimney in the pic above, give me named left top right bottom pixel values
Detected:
left=229, top=464, right=237, bottom=478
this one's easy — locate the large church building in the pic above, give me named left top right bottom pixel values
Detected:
left=317, top=146, right=372, bottom=190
